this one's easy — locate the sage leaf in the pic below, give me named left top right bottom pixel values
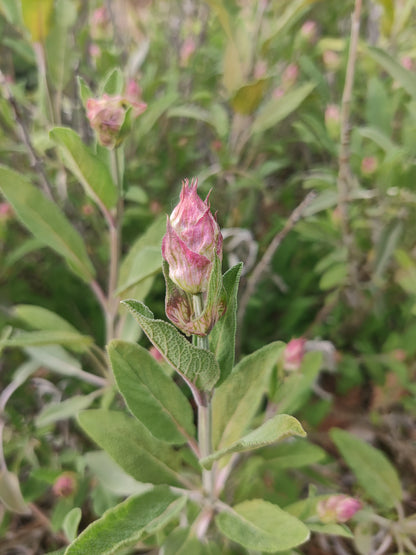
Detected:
left=0, top=166, right=95, bottom=282
left=201, top=414, right=306, bottom=469
left=216, top=499, right=310, bottom=552
left=331, top=428, right=402, bottom=508
left=78, top=410, right=183, bottom=487
left=50, top=127, right=117, bottom=209
left=122, top=300, right=220, bottom=391
left=212, top=341, right=284, bottom=450
left=65, top=486, right=186, bottom=555
left=210, top=263, right=243, bottom=385
left=109, top=340, right=195, bottom=444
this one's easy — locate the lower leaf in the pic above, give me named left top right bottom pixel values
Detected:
left=65, top=486, right=186, bottom=555
left=216, top=499, right=310, bottom=553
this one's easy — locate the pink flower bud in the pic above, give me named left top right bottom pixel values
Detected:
left=317, top=495, right=362, bottom=523
left=52, top=472, right=77, bottom=498
left=86, top=90, right=146, bottom=149
left=282, top=64, right=299, bottom=88
left=162, top=178, right=222, bottom=295
left=180, top=37, right=196, bottom=67
left=361, top=156, right=378, bottom=176
left=149, top=346, right=164, bottom=362
left=325, top=104, right=341, bottom=140
left=0, top=202, right=13, bottom=220
left=284, top=338, right=306, bottom=371
left=162, top=178, right=226, bottom=336
left=300, top=20, right=317, bottom=43
left=323, top=50, right=340, bottom=71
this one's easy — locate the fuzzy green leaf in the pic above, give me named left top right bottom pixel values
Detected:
left=3, top=330, right=93, bottom=349
left=331, top=428, right=402, bottom=508
left=109, top=340, right=195, bottom=444
left=210, top=263, right=243, bottom=385
left=122, top=300, right=220, bottom=391
left=63, top=508, right=82, bottom=543
left=115, top=247, right=161, bottom=295
left=0, top=166, right=95, bottom=282
left=216, top=499, right=310, bottom=552
left=201, top=414, right=306, bottom=469
left=65, top=487, right=186, bottom=555
left=78, top=410, right=183, bottom=487
left=212, top=341, right=284, bottom=450
left=50, top=127, right=117, bottom=209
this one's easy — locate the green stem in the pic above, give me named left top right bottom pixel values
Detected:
left=106, top=148, right=124, bottom=343
left=192, top=295, right=215, bottom=504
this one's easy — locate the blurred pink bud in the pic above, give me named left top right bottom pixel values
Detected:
left=300, top=20, right=317, bottom=43
left=361, top=156, right=378, bottom=176
left=180, top=37, right=196, bottom=67
left=254, top=60, right=268, bottom=79
left=323, top=50, right=340, bottom=71
left=82, top=204, right=94, bottom=216
left=284, top=338, right=306, bottom=371
left=0, top=202, right=13, bottom=220
left=125, top=79, right=142, bottom=102
left=162, top=179, right=222, bottom=295
left=86, top=89, right=146, bottom=148
left=272, top=87, right=285, bottom=99
left=325, top=104, right=341, bottom=139
left=90, top=6, right=110, bottom=38
left=52, top=473, right=76, bottom=498
left=149, top=346, right=164, bottom=362
left=401, top=56, right=413, bottom=70
left=282, top=64, right=299, bottom=88
left=89, top=43, right=101, bottom=59
left=317, top=495, right=362, bottom=523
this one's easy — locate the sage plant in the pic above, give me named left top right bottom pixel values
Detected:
left=64, top=180, right=314, bottom=554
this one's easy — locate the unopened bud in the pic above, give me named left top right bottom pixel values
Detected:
left=325, top=104, right=340, bottom=140
left=86, top=89, right=146, bottom=149
left=317, top=495, right=362, bottom=523
left=323, top=50, right=340, bottom=71
left=52, top=472, right=77, bottom=498
left=284, top=338, right=306, bottom=371
left=361, top=156, right=378, bottom=176
left=300, top=20, right=317, bottom=43
left=162, top=178, right=225, bottom=336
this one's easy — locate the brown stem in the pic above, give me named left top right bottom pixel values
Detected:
left=337, top=0, right=362, bottom=248
left=0, top=71, right=54, bottom=201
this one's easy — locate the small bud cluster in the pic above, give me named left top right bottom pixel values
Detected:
left=86, top=80, right=146, bottom=149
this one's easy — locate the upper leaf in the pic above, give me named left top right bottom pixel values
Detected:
left=65, top=486, right=186, bottom=555
left=216, top=499, right=310, bottom=552
left=122, top=300, right=220, bottom=391
left=330, top=428, right=403, bottom=508
left=50, top=127, right=117, bottom=209
left=108, top=340, right=195, bottom=444
left=210, top=263, right=243, bottom=385
left=201, top=414, right=306, bottom=469
left=0, top=166, right=95, bottom=282
left=212, top=341, right=284, bottom=450
left=78, top=410, right=184, bottom=487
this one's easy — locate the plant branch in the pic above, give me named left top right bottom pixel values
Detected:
left=237, top=190, right=316, bottom=329
left=0, top=70, right=54, bottom=201
left=337, top=0, right=362, bottom=244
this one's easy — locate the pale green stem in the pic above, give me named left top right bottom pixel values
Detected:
left=192, top=295, right=215, bottom=505
left=105, top=148, right=124, bottom=343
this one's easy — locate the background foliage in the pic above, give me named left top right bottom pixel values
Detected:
left=0, top=0, right=416, bottom=553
